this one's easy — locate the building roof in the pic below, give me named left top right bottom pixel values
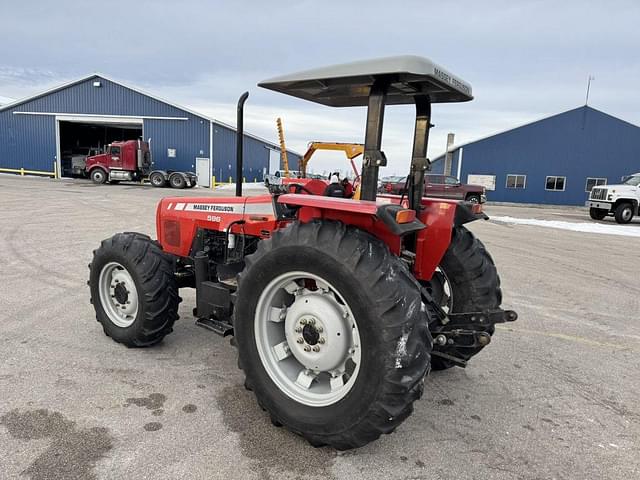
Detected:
left=432, top=105, right=640, bottom=161
left=0, top=73, right=301, bottom=156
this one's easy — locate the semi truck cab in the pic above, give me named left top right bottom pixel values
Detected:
left=85, top=140, right=151, bottom=182
left=85, top=139, right=197, bottom=188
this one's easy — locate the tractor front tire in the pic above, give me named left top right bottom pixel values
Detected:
left=89, top=232, right=180, bottom=347
left=234, top=220, right=431, bottom=450
left=423, top=225, right=502, bottom=370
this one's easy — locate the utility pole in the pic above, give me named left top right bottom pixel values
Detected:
left=585, top=75, right=595, bottom=105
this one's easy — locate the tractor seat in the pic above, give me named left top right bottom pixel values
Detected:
left=323, top=183, right=346, bottom=198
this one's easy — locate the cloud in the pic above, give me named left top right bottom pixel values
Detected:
left=0, top=0, right=638, bottom=174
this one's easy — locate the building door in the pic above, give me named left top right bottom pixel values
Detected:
left=269, top=149, right=280, bottom=175
left=196, top=157, right=210, bottom=187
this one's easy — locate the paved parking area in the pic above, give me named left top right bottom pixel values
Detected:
left=1, top=175, right=638, bottom=479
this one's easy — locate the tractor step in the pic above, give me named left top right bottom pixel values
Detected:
left=195, top=317, right=234, bottom=336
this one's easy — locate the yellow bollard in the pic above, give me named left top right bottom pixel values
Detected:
left=211, top=175, right=215, bottom=189
left=20, top=168, right=24, bottom=176
left=53, top=162, right=57, bottom=179
left=243, top=177, right=246, bottom=183
left=229, top=177, right=232, bottom=184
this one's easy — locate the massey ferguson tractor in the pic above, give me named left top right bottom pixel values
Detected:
left=89, top=56, right=517, bottom=450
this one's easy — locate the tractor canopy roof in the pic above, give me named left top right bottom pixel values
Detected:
left=258, top=55, right=473, bottom=107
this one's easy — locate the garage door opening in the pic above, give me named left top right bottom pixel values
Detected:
left=59, top=120, right=142, bottom=177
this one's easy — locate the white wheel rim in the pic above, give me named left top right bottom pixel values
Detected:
left=623, top=208, right=632, bottom=221
left=94, top=171, right=104, bottom=182
left=254, top=271, right=361, bottom=407
left=427, top=266, right=453, bottom=313
left=98, top=262, right=139, bottom=328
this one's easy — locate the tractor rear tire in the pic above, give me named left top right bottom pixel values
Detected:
left=423, top=225, right=502, bottom=370
left=234, top=220, right=431, bottom=450
left=589, top=208, right=607, bottom=220
left=90, top=168, right=107, bottom=184
left=89, top=232, right=180, bottom=347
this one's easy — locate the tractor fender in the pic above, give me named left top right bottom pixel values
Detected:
left=413, top=200, right=487, bottom=281
left=277, top=194, right=424, bottom=254
left=454, top=201, right=489, bottom=226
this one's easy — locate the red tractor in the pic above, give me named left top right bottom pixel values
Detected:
left=89, top=56, right=517, bottom=450
left=85, top=139, right=198, bottom=188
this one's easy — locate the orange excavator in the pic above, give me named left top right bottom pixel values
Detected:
left=275, top=118, right=364, bottom=196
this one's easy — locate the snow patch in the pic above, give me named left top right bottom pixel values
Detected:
left=491, top=216, right=640, bottom=238
left=215, top=182, right=267, bottom=192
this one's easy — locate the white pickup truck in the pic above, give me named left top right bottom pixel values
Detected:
left=264, top=170, right=301, bottom=186
left=587, top=173, right=640, bottom=223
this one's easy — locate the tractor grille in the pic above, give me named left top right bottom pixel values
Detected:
left=590, top=187, right=607, bottom=200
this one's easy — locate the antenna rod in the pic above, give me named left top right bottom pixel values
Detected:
left=585, top=75, right=594, bottom=105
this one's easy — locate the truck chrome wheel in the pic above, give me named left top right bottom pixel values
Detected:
left=254, top=271, right=361, bottom=407
left=98, top=261, right=139, bottom=328
left=621, top=207, right=633, bottom=222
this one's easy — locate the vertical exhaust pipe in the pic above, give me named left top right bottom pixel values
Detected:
left=236, top=92, right=249, bottom=197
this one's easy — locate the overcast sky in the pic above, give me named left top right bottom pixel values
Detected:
left=1, top=1, right=638, bottom=174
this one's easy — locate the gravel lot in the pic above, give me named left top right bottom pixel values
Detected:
left=1, top=175, right=638, bottom=480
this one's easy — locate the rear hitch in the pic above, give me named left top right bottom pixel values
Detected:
left=442, top=309, right=518, bottom=327
left=420, top=284, right=518, bottom=367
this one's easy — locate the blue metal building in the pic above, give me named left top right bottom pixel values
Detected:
left=431, top=106, right=640, bottom=205
left=0, top=74, right=300, bottom=186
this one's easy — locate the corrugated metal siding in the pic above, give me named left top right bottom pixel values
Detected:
left=8, top=77, right=194, bottom=117
left=212, top=124, right=290, bottom=182
left=0, top=109, right=56, bottom=172
left=144, top=118, right=208, bottom=172
left=432, top=106, right=640, bottom=205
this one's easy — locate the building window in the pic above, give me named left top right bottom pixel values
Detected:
left=506, top=174, right=526, bottom=189
left=545, top=176, right=566, bottom=191
left=585, top=177, right=607, bottom=192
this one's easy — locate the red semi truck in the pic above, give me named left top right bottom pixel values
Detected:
left=85, top=140, right=198, bottom=188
